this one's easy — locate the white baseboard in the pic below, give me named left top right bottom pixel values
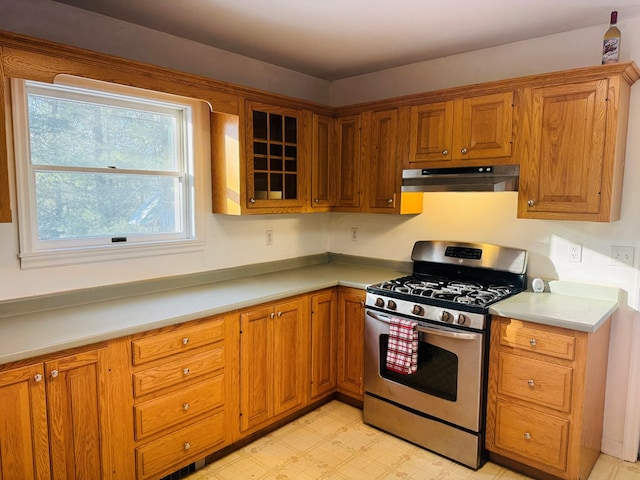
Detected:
left=601, top=438, right=624, bottom=460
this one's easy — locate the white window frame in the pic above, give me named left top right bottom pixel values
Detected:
left=12, top=76, right=208, bottom=269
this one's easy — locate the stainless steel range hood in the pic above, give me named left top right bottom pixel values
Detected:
left=402, top=165, right=519, bottom=192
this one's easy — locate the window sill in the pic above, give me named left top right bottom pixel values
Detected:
left=18, top=240, right=205, bottom=270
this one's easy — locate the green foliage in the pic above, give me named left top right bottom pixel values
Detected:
left=27, top=90, right=184, bottom=241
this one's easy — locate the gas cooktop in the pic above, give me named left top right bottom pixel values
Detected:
left=368, top=274, right=518, bottom=308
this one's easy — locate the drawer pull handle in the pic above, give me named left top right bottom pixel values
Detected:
left=182, top=337, right=189, bottom=345
left=34, top=373, right=43, bottom=383
left=524, top=432, right=531, bottom=440
left=527, top=379, right=535, bottom=387
left=183, top=368, right=190, bottom=375
left=529, top=339, right=537, bottom=346
left=184, top=442, right=191, bottom=450
left=183, top=403, right=190, bottom=411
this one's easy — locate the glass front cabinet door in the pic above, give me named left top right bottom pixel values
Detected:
left=245, top=101, right=306, bottom=212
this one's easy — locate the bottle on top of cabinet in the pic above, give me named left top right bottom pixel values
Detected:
left=602, top=11, right=621, bottom=64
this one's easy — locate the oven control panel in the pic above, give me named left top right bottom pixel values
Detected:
left=365, top=292, right=486, bottom=331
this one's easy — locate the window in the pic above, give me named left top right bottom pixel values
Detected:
left=12, top=78, right=208, bottom=268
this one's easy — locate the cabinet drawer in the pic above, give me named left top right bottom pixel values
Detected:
left=499, top=320, right=575, bottom=360
left=132, top=317, right=224, bottom=365
left=134, top=374, right=225, bottom=440
left=494, top=400, right=569, bottom=472
left=133, top=347, right=224, bottom=398
left=136, top=411, right=226, bottom=480
left=498, top=352, right=573, bottom=412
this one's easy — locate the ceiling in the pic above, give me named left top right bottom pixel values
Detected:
left=53, top=0, right=640, bottom=81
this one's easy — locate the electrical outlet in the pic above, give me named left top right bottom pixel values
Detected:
left=351, top=227, right=358, bottom=242
left=609, top=246, right=634, bottom=267
left=265, top=230, right=273, bottom=246
left=567, top=242, right=582, bottom=263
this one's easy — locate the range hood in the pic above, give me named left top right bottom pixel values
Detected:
left=402, top=165, right=519, bottom=192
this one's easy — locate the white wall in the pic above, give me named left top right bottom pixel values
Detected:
left=0, top=0, right=330, bottom=104
left=0, top=0, right=332, bottom=300
left=1, top=0, right=639, bottom=462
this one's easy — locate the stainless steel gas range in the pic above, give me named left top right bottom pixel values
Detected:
left=363, top=240, right=527, bottom=469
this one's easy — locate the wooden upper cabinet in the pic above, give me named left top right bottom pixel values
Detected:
left=366, top=109, right=401, bottom=211
left=518, top=72, right=634, bottom=222
left=244, top=101, right=306, bottom=213
left=310, top=114, right=333, bottom=211
left=455, top=92, right=514, bottom=161
left=362, top=108, right=422, bottom=214
left=407, top=92, right=514, bottom=168
left=332, top=115, right=362, bottom=211
left=409, top=101, right=455, bottom=163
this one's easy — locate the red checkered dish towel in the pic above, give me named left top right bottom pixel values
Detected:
left=385, top=317, right=418, bottom=374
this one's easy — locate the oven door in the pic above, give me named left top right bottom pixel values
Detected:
left=364, top=308, right=485, bottom=432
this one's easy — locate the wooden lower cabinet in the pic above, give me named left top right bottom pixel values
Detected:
left=239, top=296, right=310, bottom=433
left=0, top=346, right=114, bottom=480
left=336, top=287, right=365, bottom=401
left=0, top=287, right=369, bottom=480
left=46, top=348, right=112, bottom=480
left=130, top=315, right=232, bottom=480
left=486, top=316, right=612, bottom=480
left=0, top=363, right=50, bottom=480
left=310, top=289, right=337, bottom=400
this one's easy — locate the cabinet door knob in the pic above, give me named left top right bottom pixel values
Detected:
left=277, top=311, right=282, bottom=317
left=183, top=403, right=190, bottom=411
left=442, top=149, right=448, bottom=156
left=524, top=432, right=531, bottom=440
left=529, top=339, right=537, bottom=346
left=50, top=369, right=59, bottom=379
left=387, top=198, right=393, bottom=205
left=184, top=442, right=191, bottom=450
left=461, top=148, right=468, bottom=154
left=314, top=198, right=319, bottom=203
left=527, top=379, right=535, bottom=387
left=527, top=199, right=535, bottom=207
left=34, top=373, right=43, bottom=383
left=270, top=312, right=275, bottom=319
left=182, top=337, right=189, bottom=345
left=183, top=368, right=190, bottom=375
left=249, top=198, right=256, bottom=204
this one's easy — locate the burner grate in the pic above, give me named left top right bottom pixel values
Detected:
left=369, top=275, right=517, bottom=308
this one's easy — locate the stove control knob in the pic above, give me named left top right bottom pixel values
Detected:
left=441, top=311, right=453, bottom=323
left=456, top=314, right=468, bottom=326
left=387, top=300, right=397, bottom=310
left=375, top=298, right=385, bottom=308
left=412, top=305, right=425, bottom=316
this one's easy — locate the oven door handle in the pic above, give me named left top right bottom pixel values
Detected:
left=366, top=310, right=480, bottom=341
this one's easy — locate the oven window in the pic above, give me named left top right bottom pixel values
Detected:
left=379, top=334, right=458, bottom=401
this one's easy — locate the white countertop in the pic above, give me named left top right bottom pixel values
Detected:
left=0, top=265, right=621, bottom=366
left=489, top=280, right=620, bottom=333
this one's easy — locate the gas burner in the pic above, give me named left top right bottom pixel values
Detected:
left=370, top=275, right=516, bottom=308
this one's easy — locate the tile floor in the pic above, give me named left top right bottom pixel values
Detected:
left=187, top=400, right=640, bottom=480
